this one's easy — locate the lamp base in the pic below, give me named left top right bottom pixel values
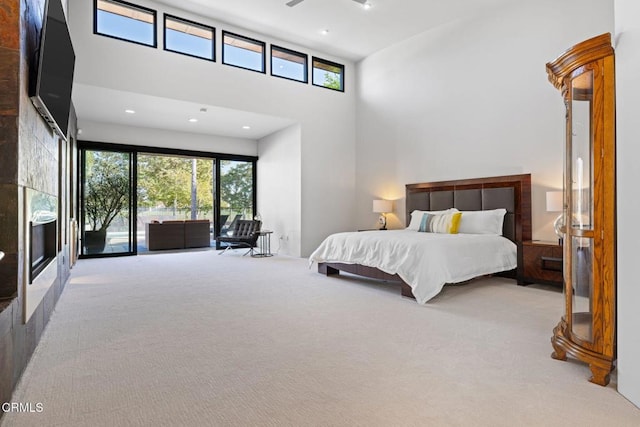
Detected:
left=553, top=214, right=564, bottom=239
left=377, top=214, right=387, bottom=230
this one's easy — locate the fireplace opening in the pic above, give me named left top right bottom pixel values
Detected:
left=30, top=219, right=56, bottom=283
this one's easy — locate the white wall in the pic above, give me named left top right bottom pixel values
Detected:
left=78, top=120, right=258, bottom=156
left=355, top=0, right=613, bottom=239
left=614, top=0, right=640, bottom=409
left=68, top=0, right=357, bottom=256
left=258, top=125, right=302, bottom=257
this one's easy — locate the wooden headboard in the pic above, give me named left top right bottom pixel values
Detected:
left=405, top=174, right=532, bottom=280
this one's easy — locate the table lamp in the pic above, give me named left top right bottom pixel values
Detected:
left=546, top=191, right=563, bottom=242
left=373, top=199, right=392, bottom=230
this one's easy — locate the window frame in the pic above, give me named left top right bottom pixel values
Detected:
left=94, top=0, right=158, bottom=48
left=163, top=13, right=216, bottom=62
left=312, top=56, right=345, bottom=92
left=221, top=30, right=266, bottom=74
left=270, top=45, right=308, bottom=84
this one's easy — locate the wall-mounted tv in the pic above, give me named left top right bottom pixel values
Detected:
left=29, top=0, right=75, bottom=140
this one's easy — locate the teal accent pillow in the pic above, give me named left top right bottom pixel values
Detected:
left=417, top=212, right=462, bottom=234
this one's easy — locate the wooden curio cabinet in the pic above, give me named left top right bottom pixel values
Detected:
left=546, top=33, right=616, bottom=386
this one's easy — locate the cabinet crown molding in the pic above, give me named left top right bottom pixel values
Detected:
left=546, top=33, right=614, bottom=91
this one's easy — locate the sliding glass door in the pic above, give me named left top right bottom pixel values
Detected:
left=80, top=148, right=134, bottom=256
left=137, top=153, right=216, bottom=251
left=78, top=142, right=257, bottom=257
left=217, top=160, right=255, bottom=248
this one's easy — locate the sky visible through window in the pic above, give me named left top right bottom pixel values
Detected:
left=95, top=3, right=344, bottom=90
left=272, top=57, right=305, bottom=81
left=97, top=10, right=154, bottom=45
left=166, top=29, right=212, bottom=60
left=224, top=45, right=263, bottom=72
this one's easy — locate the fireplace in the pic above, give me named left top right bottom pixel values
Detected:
left=24, top=188, right=58, bottom=323
left=29, top=219, right=57, bottom=283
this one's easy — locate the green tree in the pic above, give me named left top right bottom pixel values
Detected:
left=138, top=155, right=191, bottom=212
left=85, top=151, right=130, bottom=231
left=220, top=162, right=253, bottom=216
left=195, top=158, right=214, bottom=216
left=138, top=154, right=214, bottom=218
left=323, top=72, right=341, bottom=90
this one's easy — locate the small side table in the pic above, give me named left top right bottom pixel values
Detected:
left=521, top=240, right=563, bottom=286
left=252, top=230, right=273, bottom=257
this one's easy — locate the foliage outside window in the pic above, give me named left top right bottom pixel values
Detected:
left=220, top=160, right=254, bottom=221
left=84, top=151, right=130, bottom=233
left=82, top=149, right=133, bottom=255
left=222, top=31, right=265, bottom=73
left=137, top=154, right=213, bottom=221
left=95, top=0, right=157, bottom=47
left=164, top=14, right=215, bottom=61
left=312, top=57, right=344, bottom=92
left=271, top=45, right=307, bottom=83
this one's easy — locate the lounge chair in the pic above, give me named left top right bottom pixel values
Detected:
left=217, top=220, right=261, bottom=256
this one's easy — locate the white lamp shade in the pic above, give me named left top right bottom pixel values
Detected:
left=546, top=191, right=563, bottom=212
left=373, top=199, right=392, bottom=213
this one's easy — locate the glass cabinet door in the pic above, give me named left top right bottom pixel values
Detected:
left=567, top=69, right=595, bottom=344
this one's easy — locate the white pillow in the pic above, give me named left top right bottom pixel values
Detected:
left=457, top=209, right=507, bottom=235
left=407, top=208, right=458, bottom=231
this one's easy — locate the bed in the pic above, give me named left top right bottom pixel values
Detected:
left=310, top=174, right=532, bottom=303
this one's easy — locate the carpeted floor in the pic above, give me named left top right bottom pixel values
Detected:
left=2, top=250, right=639, bottom=426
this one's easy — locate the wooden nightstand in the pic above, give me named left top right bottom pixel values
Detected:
left=521, top=240, right=563, bottom=286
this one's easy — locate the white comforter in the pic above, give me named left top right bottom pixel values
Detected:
left=309, top=230, right=517, bottom=304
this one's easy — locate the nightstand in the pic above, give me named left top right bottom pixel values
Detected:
left=521, top=240, right=563, bottom=286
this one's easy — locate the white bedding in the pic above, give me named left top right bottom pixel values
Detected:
left=309, top=230, right=517, bottom=304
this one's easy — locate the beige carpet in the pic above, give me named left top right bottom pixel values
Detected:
left=2, top=250, right=639, bottom=427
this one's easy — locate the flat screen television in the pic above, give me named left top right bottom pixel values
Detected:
left=29, top=0, right=75, bottom=140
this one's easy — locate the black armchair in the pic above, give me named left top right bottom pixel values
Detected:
left=220, top=213, right=242, bottom=236
left=217, top=220, right=261, bottom=256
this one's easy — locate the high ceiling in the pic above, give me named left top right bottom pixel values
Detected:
left=74, top=0, right=511, bottom=141
left=151, top=0, right=511, bottom=61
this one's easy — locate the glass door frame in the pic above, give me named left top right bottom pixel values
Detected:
left=215, top=159, right=258, bottom=250
left=79, top=142, right=137, bottom=258
left=78, top=141, right=257, bottom=258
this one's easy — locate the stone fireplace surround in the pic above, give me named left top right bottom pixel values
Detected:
left=0, top=0, right=75, bottom=412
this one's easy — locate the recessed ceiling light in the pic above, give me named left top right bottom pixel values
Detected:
left=242, top=125, right=251, bottom=130
left=125, top=109, right=135, bottom=114
left=363, top=2, right=372, bottom=10
left=321, top=29, right=329, bottom=35
left=188, top=118, right=198, bottom=123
